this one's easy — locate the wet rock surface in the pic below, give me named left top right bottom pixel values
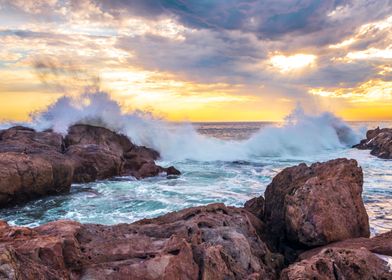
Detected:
left=1, top=158, right=392, bottom=279
left=354, top=127, right=392, bottom=159
left=0, top=125, right=180, bottom=207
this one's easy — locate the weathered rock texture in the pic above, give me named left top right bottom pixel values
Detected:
left=280, top=248, right=392, bottom=280
left=354, top=127, right=392, bottom=159
left=0, top=125, right=180, bottom=207
left=1, top=158, right=391, bottom=279
left=299, top=229, right=392, bottom=260
left=0, top=204, right=283, bottom=280
left=263, top=158, right=369, bottom=255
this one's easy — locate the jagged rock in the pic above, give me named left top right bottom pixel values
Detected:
left=354, top=127, right=392, bottom=159
left=65, top=145, right=123, bottom=183
left=65, top=124, right=134, bottom=156
left=299, top=229, right=392, bottom=260
left=0, top=204, right=284, bottom=279
left=0, top=126, right=74, bottom=206
left=263, top=158, right=369, bottom=254
left=0, top=125, right=180, bottom=207
left=280, top=248, right=392, bottom=280
left=244, top=196, right=265, bottom=220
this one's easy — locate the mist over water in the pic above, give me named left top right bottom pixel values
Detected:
left=27, top=91, right=360, bottom=161
left=1, top=91, right=392, bottom=235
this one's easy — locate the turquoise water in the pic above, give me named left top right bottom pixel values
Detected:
left=1, top=122, right=392, bottom=235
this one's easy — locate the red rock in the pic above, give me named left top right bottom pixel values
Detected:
left=264, top=158, right=369, bottom=251
left=354, top=127, right=392, bottom=159
left=280, top=248, right=392, bottom=280
left=65, top=145, right=123, bottom=183
left=299, top=229, right=392, bottom=260
left=244, top=196, right=265, bottom=220
left=0, top=125, right=180, bottom=207
left=0, top=204, right=283, bottom=279
left=0, top=152, right=73, bottom=207
left=65, top=124, right=134, bottom=156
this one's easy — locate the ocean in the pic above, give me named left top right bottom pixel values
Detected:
left=1, top=119, right=392, bottom=236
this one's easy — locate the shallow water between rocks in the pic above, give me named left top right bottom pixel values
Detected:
left=1, top=122, right=392, bottom=236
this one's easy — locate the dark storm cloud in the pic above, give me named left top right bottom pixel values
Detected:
left=103, top=0, right=392, bottom=41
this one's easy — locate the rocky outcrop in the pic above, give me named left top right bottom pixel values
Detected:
left=280, top=248, right=392, bottom=280
left=354, top=127, right=392, bottom=159
left=262, top=158, right=369, bottom=258
left=299, top=229, right=392, bottom=260
left=0, top=204, right=284, bottom=280
left=0, top=127, right=74, bottom=207
left=0, top=125, right=180, bottom=207
left=1, top=158, right=391, bottom=279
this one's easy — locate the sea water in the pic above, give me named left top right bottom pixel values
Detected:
left=0, top=93, right=392, bottom=235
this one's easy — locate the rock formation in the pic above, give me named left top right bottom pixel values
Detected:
left=280, top=248, right=392, bottom=280
left=0, top=204, right=284, bottom=279
left=262, top=158, right=369, bottom=262
left=0, top=125, right=180, bottom=207
left=1, top=158, right=392, bottom=279
left=354, top=127, right=392, bottom=159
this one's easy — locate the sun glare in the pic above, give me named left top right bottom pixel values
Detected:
left=270, top=53, right=316, bottom=73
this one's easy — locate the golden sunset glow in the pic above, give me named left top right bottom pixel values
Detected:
left=0, top=1, right=392, bottom=121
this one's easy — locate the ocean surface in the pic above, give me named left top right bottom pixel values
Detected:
left=1, top=120, right=392, bottom=236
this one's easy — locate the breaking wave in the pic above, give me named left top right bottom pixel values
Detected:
left=10, top=92, right=360, bottom=161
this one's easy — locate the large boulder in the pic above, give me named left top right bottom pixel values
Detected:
left=65, top=124, right=134, bottom=156
left=65, top=145, right=123, bottom=183
left=280, top=248, right=392, bottom=280
left=0, top=204, right=283, bottom=279
left=354, top=127, right=392, bottom=159
left=65, top=124, right=180, bottom=181
left=263, top=158, right=369, bottom=252
left=0, top=125, right=180, bottom=207
left=0, top=126, right=74, bottom=207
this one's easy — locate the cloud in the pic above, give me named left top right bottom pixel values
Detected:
left=117, top=29, right=268, bottom=83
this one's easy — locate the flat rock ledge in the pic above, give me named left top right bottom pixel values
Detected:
left=0, top=125, right=180, bottom=207
left=354, top=127, right=392, bottom=159
left=1, top=158, right=392, bottom=279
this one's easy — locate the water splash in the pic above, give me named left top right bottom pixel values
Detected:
left=14, top=92, right=360, bottom=161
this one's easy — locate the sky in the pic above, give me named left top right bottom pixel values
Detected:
left=0, top=0, right=392, bottom=122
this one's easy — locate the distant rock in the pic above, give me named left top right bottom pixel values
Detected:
left=354, top=127, right=392, bottom=159
left=0, top=124, right=180, bottom=207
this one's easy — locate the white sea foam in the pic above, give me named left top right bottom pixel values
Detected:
left=9, top=91, right=360, bottom=161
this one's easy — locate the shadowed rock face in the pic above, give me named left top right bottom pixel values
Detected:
left=263, top=158, right=369, bottom=255
left=0, top=125, right=180, bottom=207
left=1, top=158, right=392, bottom=279
left=354, top=127, right=392, bottom=159
left=0, top=204, right=284, bottom=280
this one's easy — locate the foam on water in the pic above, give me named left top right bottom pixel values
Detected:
left=1, top=91, right=391, bottom=235
left=27, top=92, right=359, bottom=161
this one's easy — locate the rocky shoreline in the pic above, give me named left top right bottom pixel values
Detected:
left=0, top=125, right=180, bottom=208
left=1, top=158, right=391, bottom=279
left=354, top=127, right=392, bottom=159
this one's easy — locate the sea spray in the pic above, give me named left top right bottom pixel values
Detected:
left=18, top=92, right=360, bottom=161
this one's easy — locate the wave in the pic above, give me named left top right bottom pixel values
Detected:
left=5, top=92, right=360, bottom=161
